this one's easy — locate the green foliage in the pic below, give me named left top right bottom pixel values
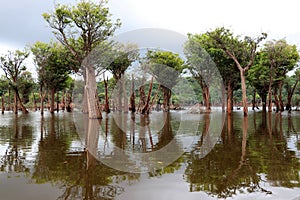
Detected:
left=31, top=41, right=74, bottom=93
left=145, top=50, right=185, bottom=89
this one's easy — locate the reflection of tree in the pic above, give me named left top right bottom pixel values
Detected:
left=185, top=115, right=271, bottom=198
left=32, top=115, right=135, bottom=200
left=0, top=115, right=33, bottom=173
left=248, top=113, right=300, bottom=189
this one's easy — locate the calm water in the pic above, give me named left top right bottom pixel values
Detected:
left=0, top=110, right=299, bottom=200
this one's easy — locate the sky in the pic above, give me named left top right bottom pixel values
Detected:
left=0, top=0, right=300, bottom=53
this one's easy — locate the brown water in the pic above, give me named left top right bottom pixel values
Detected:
left=0, top=110, right=299, bottom=200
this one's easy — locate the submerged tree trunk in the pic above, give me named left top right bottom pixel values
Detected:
left=15, top=89, right=28, bottom=114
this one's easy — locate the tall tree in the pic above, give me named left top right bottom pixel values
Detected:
left=285, top=68, right=300, bottom=112
left=31, top=41, right=74, bottom=114
left=145, top=50, right=185, bottom=112
left=0, top=50, right=29, bottom=114
left=207, top=27, right=267, bottom=116
left=43, top=0, right=121, bottom=119
left=184, top=33, right=239, bottom=113
left=262, top=39, right=299, bottom=112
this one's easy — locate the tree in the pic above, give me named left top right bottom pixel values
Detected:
left=0, top=50, right=29, bottom=114
left=18, top=71, right=35, bottom=105
left=31, top=41, right=74, bottom=114
left=207, top=27, right=267, bottom=116
left=184, top=33, right=238, bottom=113
left=105, top=43, right=139, bottom=112
left=285, top=68, right=300, bottom=112
left=262, top=39, right=299, bottom=112
left=43, top=0, right=121, bottom=119
left=145, top=50, right=185, bottom=112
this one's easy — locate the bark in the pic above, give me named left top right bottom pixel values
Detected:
left=202, top=84, right=211, bottom=112
left=56, top=92, right=59, bottom=113
left=8, top=87, right=11, bottom=111
left=14, top=90, right=18, bottom=114
left=268, top=65, right=273, bottom=112
left=61, top=91, right=65, bottom=112
left=252, top=90, right=256, bottom=110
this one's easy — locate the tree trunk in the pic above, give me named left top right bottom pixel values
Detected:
left=286, top=80, right=298, bottom=113
left=33, top=93, right=37, bottom=111
left=261, top=93, right=267, bottom=112
left=61, top=91, right=65, bottom=112
left=50, top=89, right=55, bottom=114
left=14, top=90, right=18, bottom=114
left=227, top=82, right=233, bottom=115
left=1, top=95, right=4, bottom=114
left=268, top=65, right=273, bottom=112
left=240, top=71, right=248, bottom=116
left=202, top=84, right=211, bottom=112
left=161, top=86, right=171, bottom=112
left=15, top=88, right=28, bottom=114
left=137, top=77, right=146, bottom=113
left=141, top=77, right=153, bottom=114
left=56, top=92, right=59, bottom=113
left=129, top=75, right=135, bottom=113
left=104, top=76, right=110, bottom=113
left=122, top=75, right=128, bottom=113
left=274, top=86, right=280, bottom=113
left=8, top=87, right=11, bottom=111
left=85, top=66, right=102, bottom=119
left=278, top=80, right=285, bottom=112
left=252, top=90, right=256, bottom=110
left=221, top=83, right=225, bottom=112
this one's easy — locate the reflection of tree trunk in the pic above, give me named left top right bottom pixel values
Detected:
left=130, top=113, right=135, bottom=149
left=267, top=112, right=273, bottom=138
left=227, top=114, right=233, bottom=144
left=241, top=117, right=248, bottom=161
left=261, top=111, right=267, bottom=131
left=139, top=115, right=147, bottom=152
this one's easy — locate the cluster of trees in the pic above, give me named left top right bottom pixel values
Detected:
left=0, top=0, right=300, bottom=118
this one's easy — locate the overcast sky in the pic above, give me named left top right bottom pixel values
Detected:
left=0, top=0, right=300, bottom=53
